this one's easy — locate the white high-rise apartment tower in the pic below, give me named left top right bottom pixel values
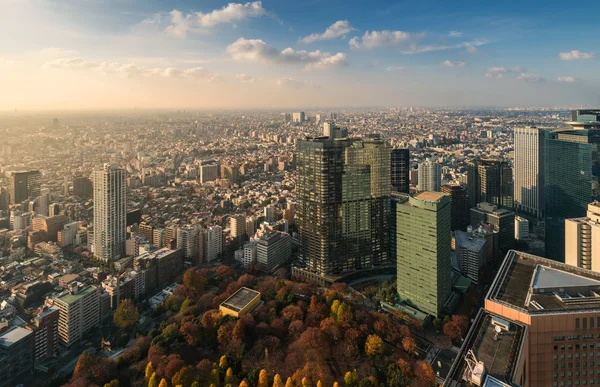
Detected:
left=565, top=201, right=600, bottom=271
left=417, top=159, right=441, bottom=192
left=93, top=164, right=126, bottom=262
left=514, top=127, right=548, bottom=220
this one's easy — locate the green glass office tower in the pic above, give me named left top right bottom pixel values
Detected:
left=294, top=135, right=390, bottom=282
left=395, top=192, right=451, bottom=317
left=545, top=133, right=592, bottom=261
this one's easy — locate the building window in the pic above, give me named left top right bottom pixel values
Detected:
left=586, top=319, right=589, bottom=329
left=592, top=318, right=595, bottom=329
left=578, top=319, right=581, bottom=329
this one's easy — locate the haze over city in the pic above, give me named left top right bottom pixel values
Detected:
left=2, top=0, right=600, bottom=110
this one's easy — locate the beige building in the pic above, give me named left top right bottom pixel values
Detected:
left=448, top=250, right=600, bottom=387
left=566, top=201, right=600, bottom=271
left=219, top=287, right=261, bottom=318
left=54, top=284, right=100, bottom=346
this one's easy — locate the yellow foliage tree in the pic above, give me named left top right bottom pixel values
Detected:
left=316, top=381, right=323, bottom=387
left=158, top=379, right=168, bottom=387
left=225, top=367, right=235, bottom=385
left=285, top=377, right=294, bottom=387
left=365, top=334, right=384, bottom=357
left=145, top=362, right=154, bottom=380
left=258, top=369, right=269, bottom=387
left=272, top=374, right=284, bottom=387
left=239, top=380, right=250, bottom=387
left=220, top=355, right=228, bottom=369
left=148, top=373, right=159, bottom=387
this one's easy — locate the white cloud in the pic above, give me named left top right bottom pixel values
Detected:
left=559, top=50, right=596, bottom=61
left=304, top=53, right=348, bottom=71
left=517, top=73, right=544, bottom=83
left=166, top=2, right=267, bottom=37
left=44, top=57, right=216, bottom=80
left=465, top=45, right=477, bottom=54
left=227, top=38, right=348, bottom=70
left=449, top=31, right=463, bottom=37
left=442, top=60, right=466, bottom=68
left=557, top=76, right=576, bottom=82
left=485, top=66, right=518, bottom=79
left=403, top=40, right=488, bottom=54
left=386, top=66, right=405, bottom=71
left=236, top=73, right=256, bottom=83
left=349, top=30, right=413, bottom=49
left=276, top=77, right=315, bottom=88
left=300, top=20, right=355, bottom=44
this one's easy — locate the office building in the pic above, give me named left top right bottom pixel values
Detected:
left=72, top=176, right=93, bottom=198
left=565, top=201, right=600, bottom=271
left=514, top=126, right=550, bottom=220
left=545, top=133, right=592, bottom=262
left=454, top=230, right=487, bottom=284
left=36, top=190, right=49, bottom=217
left=220, top=165, right=240, bottom=183
left=246, top=217, right=256, bottom=239
left=263, top=204, right=276, bottom=223
left=8, top=170, right=41, bottom=205
left=32, top=214, right=69, bottom=242
left=441, top=184, right=470, bottom=231
left=471, top=202, right=515, bottom=252
left=323, top=122, right=348, bottom=139
left=58, top=221, right=80, bottom=247
left=292, top=112, right=305, bottom=123
left=395, top=192, right=452, bottom=317
left=199, top=160, right=219, bottom=184
left=256, top=231, right=292, bottom=273
left=54, top=284, right=100, bottom=346
left=418, top=159, right=441, bottom=192
left=467, top=158, right=513, bottom=209
left=240, top=241, right=257, bottom=268
left=448, top=250, right=600, bottom=387
left=515, top=216, right=530, bottom=241
left=294, top=134, right=391, bottom=283
left=391, top=148, right=410, bottom=193
left=206, top=225, right=223, bottom=262
left=93, top=164, right=126, bottom=262
left=138, top=222, right=153, bottom=244
left=230, top=214, right=246, bottom=246
left=0, top=327, right=34, bottom=384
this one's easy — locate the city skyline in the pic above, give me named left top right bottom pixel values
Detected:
left=2, top=0, right=600, bottom=110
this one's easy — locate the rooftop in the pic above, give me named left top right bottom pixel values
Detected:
left=487, top=250, right=600, bottom=314
left=220, top=287, right=260, bottom=313
left=414, top=191, right=447, bottom=202
left=55, top=285, right=97, bottom=305
left=0, top=327, right=33, bottom=349
left=444, top=309, right=526, bottom=387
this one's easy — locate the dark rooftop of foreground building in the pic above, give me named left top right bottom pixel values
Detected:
left=444, top=309, right=527, bottom=387
left=487, top=250, right=600, bottom=314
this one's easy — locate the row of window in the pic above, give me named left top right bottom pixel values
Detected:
left=555, top=335, right=600, bottom=342
left=554, top=361, right=596, bottom=368
left=555, top=344, right=597, bottom=351
left=554, top=353, right=598, bottom=359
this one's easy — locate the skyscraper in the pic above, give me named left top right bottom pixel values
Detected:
left=8, top=170, right=41, bottom=205
left=467, top=158, right=513, bottom=209
left=441, top=184, right=469, bottom=231
left=545, top=133, right=592, bottom=261
left=294, top=134, right=390, bottom=283
left=565, top=201, right=600, bottom=271
left=395, top=192, right=451, bottom=317
left=514, top=126, right=549, bottom=220
left=93, top=164, right=126, bottom=262
left=418, top=159, right=441, bottom=192
left=391, top=148, right=410, bottom=193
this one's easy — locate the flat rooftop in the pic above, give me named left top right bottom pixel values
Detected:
left=415, top=191, right=447, bottom=202
left=220, top=287, right=260, bottom=313
left=487, top=250, right=600, bottom=314
left=444, top=309, right=526, bottom=387
left=56, top=285, right=96, bottom=305
left=0, top=327, right=33, bottom=349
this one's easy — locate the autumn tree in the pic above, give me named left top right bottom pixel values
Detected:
left=344, top=370, right=358, bottom=387
left=402, top=336, right=417, bottom=355
left=365, top=334, right=384, bottom=357
left=239, top=381, right=250, bottom=387
left=285, top=377, right=294, bottom=387
left=272, top=374, right=284, bottom=387
left=171, top=365, right=195, bottom=387
left=114, top=299, right=139, bottom=329
left=145, top=362, right=155, bottom=380
left=158, top=379, right=168, bottom=387
left=386, top=363, right=409, bottom=387
left=183, top=268, right=206, bottom=293
left=225, top=367, right=235, bottom=385
left=258, top=369, right=269, bottom=387
left=443, top=315, right=469, bottom=341
left=414, top=361, right=436, bottom=387
left=148, top=372, right=159, bottom=387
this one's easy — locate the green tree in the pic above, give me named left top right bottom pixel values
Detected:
left=386, top=363, right=409, bottom=387
left=113, top=299, right=139, bottom=329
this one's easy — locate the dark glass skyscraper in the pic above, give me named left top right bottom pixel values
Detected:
left=8, top=170, right=41, bottom=205
left=467, top=158, right=513, bottom=209
left=441, top=184, right=469, bottom=231
left=294, top=134, right=390, bottom=283
left=545, top=133, right=593, bottom=261
left=391, top=148, right=410, bottom=193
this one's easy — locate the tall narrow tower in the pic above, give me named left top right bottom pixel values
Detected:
left=514, top=127, right=549, bottom=219
left=93, top=164, right=126, bottom=262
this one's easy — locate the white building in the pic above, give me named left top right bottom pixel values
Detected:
left=177, top=227, right=199, bottom=263
left=58, top=221, right=80, bottom=247
left=565, top=201, right=600, bottom=271
left=256, top=231, right=292, bottom=273
left=514, top=127, right=549, bottom=220
left=292, top=112, right=305, bottom=123
left=199, top=163, right=219, bottom=184
left=53, top=284, right=100, bottom=346
left=418, top=159, right=441, bottom=192
left=206, top=225, right=223, bottom=262
left=240, top=241, right=257, bottom=268
left=93, top=164, right=126, bottom=262
left=514, top=216, right=529, bottom=241
left=230, top=214, right=246, bottom=241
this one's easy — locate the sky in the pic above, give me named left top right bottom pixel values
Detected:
left=1, top=0, right=599, bottom=110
